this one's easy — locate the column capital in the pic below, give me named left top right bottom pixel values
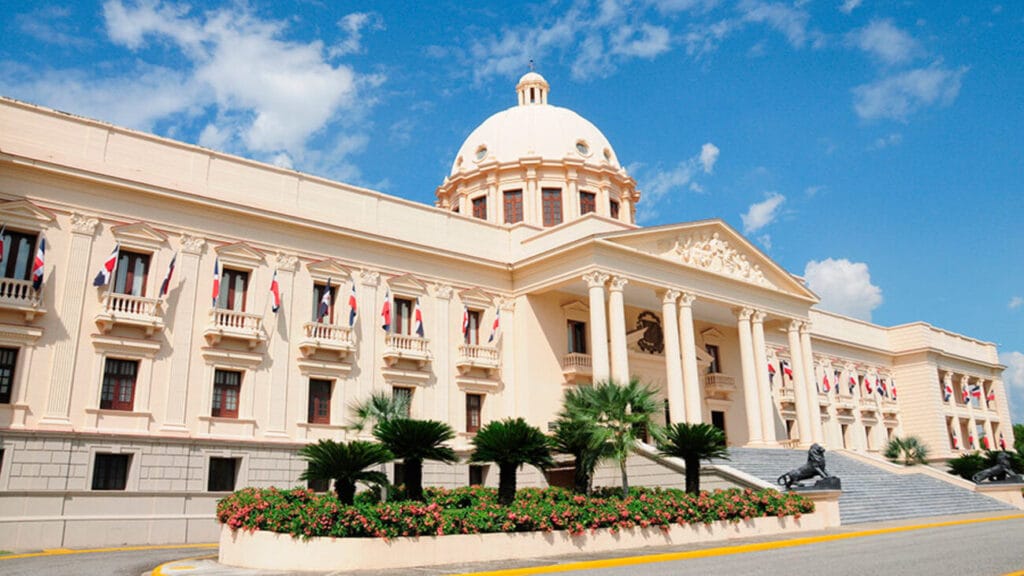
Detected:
left=751, top=310, right=767, bottom=324
left=495, top=296, right=516, bottom=311
left=357, top=269, right=381, bottom=286
left=734, top=307, right=754, bottom=322
left=70, top=212, right=100, bottom=235
left=661, top=289, right=680, bottom=304
left=677, top=292, right=696, bottom=307
left=799, top=320, right=813, bottom=333
left=180, top=234, right=206, bottom=255
left=582, top=271, right=610, bottom=288
left=609, top=276, right=628, bottom=292
left=273, top=252, right=300, bottom=272
left=431, top=283, right=454, bottom=300
left=787, top=319, right=802, bottom=333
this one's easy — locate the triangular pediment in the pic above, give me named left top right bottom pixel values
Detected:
left=386, top=273, right=428, bottom=296
left=458, top=287, right=494, bottom=309
left=306, top=258, right=352, bottom=281
left=0, top=200, right=56, bottom=230
left=561, top=300, right=589, bottom=317
left=599, top=220, right=816, bottom=300
left=214, top=242, right=265, bottom=267
left=111, top=222, right=167, bottom=251
left=701, top=328, right=725, bottom=345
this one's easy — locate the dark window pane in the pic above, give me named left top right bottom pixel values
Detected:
left=208, top=457, right=238, bottom=492
left=217, top=269, right=249, bottom=311
left=503, top=190, right=523, bottom=224
left=0, top=347, right=17, bottom=404
left=100, top=358, right=138, bottom=411
left=542, top=188, right=563, bottom=227
left=472, top=196, right=487, bottom=220
left=1, top=231, right=38, bottom=280
left=113, top=251, right=150, bottom=296
left=92, top=453, right=130, bottom=490
left=609, top=199, right=620, bottom=220
left=212, top=369, right=242, bottom=418
left=579, top=191, right=596, bottom=215
left=466, top=393, right=482, bottom=433
left=308, top=379, right=332, bottom=424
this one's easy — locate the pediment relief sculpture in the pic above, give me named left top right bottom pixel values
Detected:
left=656, top=232, right=776, bottom=289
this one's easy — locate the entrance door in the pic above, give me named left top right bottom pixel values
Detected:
left=711, top=410, right=727, bottom=443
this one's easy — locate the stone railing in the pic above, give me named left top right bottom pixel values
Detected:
left=298, top=321, right=355, bottom=359
left=775, top=387, right=796, bottom=403
left=704, top=373, right=735, bottom=401
left=0, top=277, right=44, bottom=320
left=383, top=333, right=430, bottom=367
left=859, top=396, right=878, bottom=409
left=204, top=308, right=266, bottom=348
left=456, top=344, right=500, bottom=376
left=561, top=353, right=592, bottom=384
left=95, top=292, right=164, bottom=336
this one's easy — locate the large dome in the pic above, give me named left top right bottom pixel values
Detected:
left=450, top=73, right=621, bottom=176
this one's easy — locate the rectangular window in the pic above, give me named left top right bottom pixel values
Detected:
left=711, top=410, right=727, bottom=442
left=705, top=344, right=721, bottom=375
left=567, top=320, right=587, bottom=354
left=393, top=297, right=415, bottom=335
left=92, top=453, right=130, bottom=490
left=312, top=282, right=338, bottom=323
left=0, top=230, right=38, bottom=281
left=466, top=393, right=482, bottom=433
left=208, top=457, right=239, bottom=492
left=217, top=268, right=249, bottom=311
left=503, top=190, right=523, bottom=224
left=469, top=464, right=487, bottom=486
left=100, top=358, right=139, bottom=411
left=542, top=188, right=563, bottom=227
left=472, top=196, right=487, bottom=220
left=113, top=251, right=150, bottom=296
left=609, top=199, right=620, bottom=220
left=579, top=191, right=596, bottom=215
left=212, top=369, right=242, bottom=418
left=466, top=309, right=481, bottom=345
left=0, top=347, right=17, bottom=404
left=308, top=379, right=332, bottom=424
left=308, top=476, right=329, bottom=492
left=392, top=386, right=413, bottom=417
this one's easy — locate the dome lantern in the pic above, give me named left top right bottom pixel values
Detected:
left=516, top=72, right=549, bottom=106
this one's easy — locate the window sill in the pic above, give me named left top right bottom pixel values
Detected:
left=85, top=408, right=153, bottom=417
left=297, top=422, right=345, bottom=430
left=199, top=416, right=257, bottom=424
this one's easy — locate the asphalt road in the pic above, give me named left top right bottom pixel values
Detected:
left=0, top=546, right=215, bottom=576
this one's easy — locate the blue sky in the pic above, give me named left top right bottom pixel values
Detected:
left=2, top=1, right=1022, bottom=422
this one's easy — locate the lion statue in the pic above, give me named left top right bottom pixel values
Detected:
left=972, top=452, right=1020, bottom=483
left=777, top=444, right=831, bottom=489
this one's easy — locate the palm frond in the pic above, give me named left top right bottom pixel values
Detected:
left=373, top=418, right=457, bottom=463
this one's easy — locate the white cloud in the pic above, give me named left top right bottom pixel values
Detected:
left=804, top=185, right=825, bottom=197
left=999, top=351, right=1024, bottom=423
left=700, top=142, right=720, bottom=173
left=853, top=64, right=967, bottom=120
left=330, top=12, right=384, bottom=57
left=757, top=234, right=772, bottom=250
left=1009, top=296, right=1023, bottom=310
left=850, top=19, right=921, bottom=65
left=611, top=24, right=672, bottom=57
left=870, top=132, right=902, bottom=150
left=839, top=0, right=862, bottom=14
left=741, top=192, right=785, bottom=234
left=738, top=0, right=811, bottom=48
left=804, top=258, right=883, bottom=321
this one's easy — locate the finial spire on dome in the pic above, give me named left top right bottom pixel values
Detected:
left=516, top=68, right=549, bottom=106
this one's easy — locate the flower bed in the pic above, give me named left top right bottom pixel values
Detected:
left=217, top=485, right=813, bottom=539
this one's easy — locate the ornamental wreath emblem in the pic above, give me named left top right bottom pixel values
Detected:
left=635, top=311, right=664, bottom=354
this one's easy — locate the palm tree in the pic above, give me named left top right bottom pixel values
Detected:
left=562, top=378, right=662, bottom=497
left=297, top=439, right=393, bottom=504
left=658, top=422, right=728, bottom=494
left=373, top=418, right=456, bottom=501
left=549, top=416, right=611, bottom=494
left=883, top=436, right=929, bottom=466
left=469, top=418, right=556, bottom=505
left=348, top=391, right=410, bottom=432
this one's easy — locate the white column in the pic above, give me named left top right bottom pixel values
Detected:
left=357, top=270, right=381, bottom=400
left=660, top=290, right=684, bottom=424
left=41, top=213, right=99, bottom=426
left=786, top=321, right=812, bottom=446
left=608, top=276, right=629, bottom=383
left=583, top=272, right=610, bottom=382
left=751, top=311, right=776, bottom=444
left=678, top=293, right=702, bottom=423
left=265, top=253, right=298, bottom=437
left=498, top=297, right=518, bottom=418
left=943, top=371, right=954, bottom=406
left=983, top=418, right=995, bottom=450
left=160, top=235, right=205, bottom=433
left=433, top=284, right=453, bottom=423
left=800, top=323, right=825, bottom=445
left=736, top=308, right=764, bottom=445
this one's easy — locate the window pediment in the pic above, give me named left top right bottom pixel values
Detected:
left=561, top=300, right=588, bottom=321
left=214, top=242, right=264, bottom=268
left=701, top=328, right=725, bottom=346
left=386, top=273, right=427, bottom=297
left=306, top=259, right=352, bottom=283
left=459, top=287, right=494, bottom=309
left=111, top=222, right=167, bottom=252
left=0, top=200, right=56, bottom=231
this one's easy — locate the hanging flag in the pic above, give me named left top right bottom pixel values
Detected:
left=943, top=380, right=953, bottom=402
left=985, top=389, right=996, bottom=405
left=982, top=435, right=990, bottom=450
left=961, top=385, right=970, bottom=404
left=269, top=270, right=281, bottom=313
left=413, top=297, right=425, bottom=337
left=970, top=384, right=983, bottom=400
left=488, top=308, right=501, bottom=343
left=833, top=370, right=842, bottom=395
left=348, top=282, right=357, bottom=327
left=318, top=278, right=332, bottom=322
left=0, top=224, right=6, bottom=260
left=93, top=243, right=120, bottom=287
left=821, top=373, right=831, bottom=393
left=159, top=252, right=177, bottom=298
left=211, top=258, right=221, bottom=307
left=967, top=430, right=975, bottom=449
left=461, top=304, right=470, bottom=343
left=848, top=376, right=856, bottom=395
left=891, top=379, right=897, bottom=400
left=999, top=432, right=1007, bottom=451
left=767, top=362, right=776, bottom=385
left=951, top=430, right=960, bottom=450
left=863, top=374, right=874, bottom=395
left=877, top=378, right=889, bottom=398
left=31, top=236, right=46, bottom=291
left=780, top=360, right=793, bottom=378
left=380, top=288, right=391, bottom=331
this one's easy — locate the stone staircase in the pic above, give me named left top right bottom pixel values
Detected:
left=710, top=448, right=1014, bottom=525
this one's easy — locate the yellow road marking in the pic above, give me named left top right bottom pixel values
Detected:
left=0, top=542, right=217, bottom=561
left=1000, top=571, right=1024, bottom=576
left=454, top=513, right=1024, bottom=576
left=151, top=554, right=218, bottom=576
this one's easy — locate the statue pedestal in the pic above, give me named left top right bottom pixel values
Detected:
left=791, top=477, right=842, bottom=491
left=795, top=489, right=842, bottom=527
left=973, top=482, right=1024, bottom=510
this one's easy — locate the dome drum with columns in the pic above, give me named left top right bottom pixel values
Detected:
left=436, top=72, right=640, bottom=227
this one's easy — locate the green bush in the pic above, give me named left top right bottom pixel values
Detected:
left=217, top=485, right=814, bottom=540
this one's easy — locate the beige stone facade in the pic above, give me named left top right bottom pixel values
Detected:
left=0, top=73, right=1012, bottom=548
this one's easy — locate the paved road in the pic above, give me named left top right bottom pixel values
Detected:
left=0, top=546, right=215, bottom=576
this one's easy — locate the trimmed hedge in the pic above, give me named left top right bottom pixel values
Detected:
left=217, top=485, right=814, bottom=540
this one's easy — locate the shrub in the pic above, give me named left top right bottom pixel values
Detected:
left=883, top=436, right=929, bottom=466
left=947, top=453, right=987, bottom=480
left=217, top=485, right=814, bottom=540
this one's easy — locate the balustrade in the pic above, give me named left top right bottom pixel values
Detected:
left=0, top=277, right=44, bottom=320
left=298, top=321, right=355, bottom=359
left=204, top=308, right=266, bottom=348
left=95, top=292, right=164, bottom=335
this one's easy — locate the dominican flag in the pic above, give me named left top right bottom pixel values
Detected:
left=848, top=376, right=857, bottom=395
left=780, top=360, right=793, bottom=379
left=348, top=283, right=357, bottom=327
left=211, top=258, right=221, bottom=307
left=269, top=270, right=281, bottom=313
left=891, top=379, right=898, bottom=400
left=943, top=380, right=954, bottom=402
left=951, top=431, right=960, bottom=450
left=461, top=305, right=470, bottom=343
left=877, top=378, right=889, bottom=398
left=318, top=278, right=332, bottom=322
left=961, top=385, right=970, bottom=404
left=863, top=375, right=874, bottom=395
left=31, top=236, right=46, bottom=291
left=999, top=432, right=1007, bottom=451
left=986, top=389, right=996, bottom=405
left=93, top=243, right=120, bottom=287
left=982, top=435, right=991, bottom=450
left=970, top=384, right=983, bottom=400
left=380, top=289, right=391, bottom=331
left=968, top=430, right=975, bottom=449
left=488, top=308, right=501, bottom=343
left=159, top=253, right=177, bottom=298
left=834, top=370, right=842, bottom=395
left=821, top=373, right=831, bottom=393
left=413, top=297, right=424, bottom=337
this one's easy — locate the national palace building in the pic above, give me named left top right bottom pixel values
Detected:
left=0, top=72, right=1013, bottom=548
